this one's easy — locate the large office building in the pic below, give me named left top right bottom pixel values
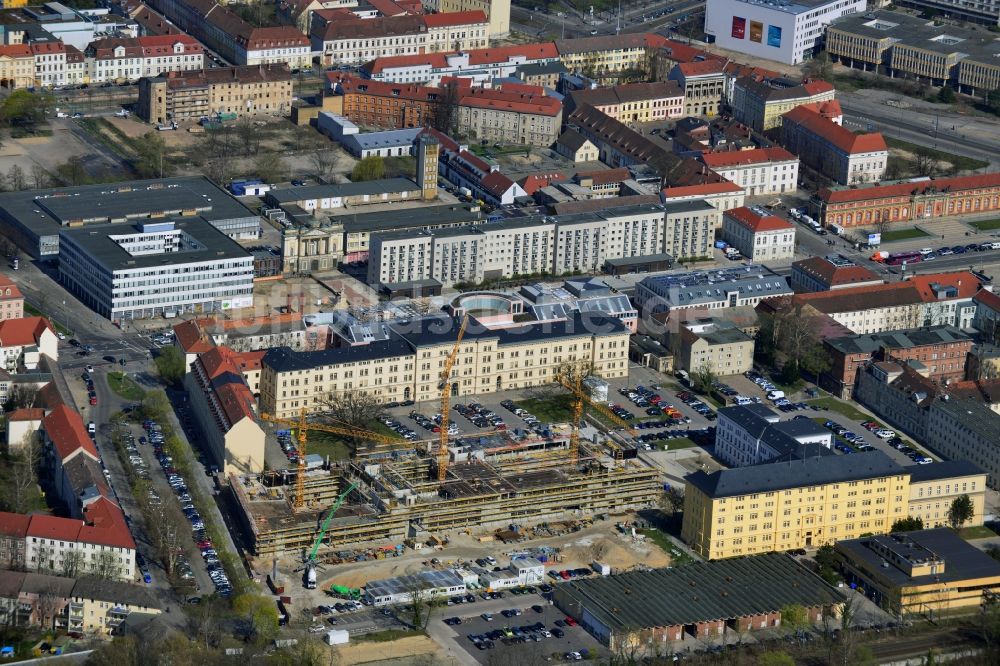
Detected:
left=681, top=450, right=987, bottom=560
left=260, top=312, right=630, bottom=417
left=826, top=10, right=1000, bottom=94
left=58, top=219, right=255, bottom=322
left=367, top=202, right=717, bottom=288
left=703, top=0, right=866, bottom=65
left=714, top=404, right=832, bottom=468
left=0, top=177, right=261, bottom=258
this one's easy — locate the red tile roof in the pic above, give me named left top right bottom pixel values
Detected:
left=457, top=149, right=491, bottom=174
left=0, top=512, right=30, bottom=538
left=29, top=42, right=65, bottom=55
left=724, top=207, right=793, bottom=233
left=80, top=497, right=136, bottom=550
left=366, top=0, right=409, bottom=16
left=576, top=167, right=630, bottom=186
left=519, top=172, right=568, bottom=195
left=234, top=349, right=266, bottom=371
left=676, top=59, right=727, bottom=77
left=0, top=44, right=31, bottom=58
left=819, top=172, right=1000, bottom=204
left=783, top=105, right=887, bottom=155
left=7, top=408, right=43, bottom=421
left=423, top=10, right=487, bottom=26
left=792, top=256, right=882, bottom=288
left=467, top=42, right=558, bottom=65
left=419, top=126, right=460, bottom=153
left=364, top=52, right=449, bottom=74
left=661, top=181, right=743, bottom=198
left=802, top=79, right=835, bottom=96
left=458, top=87, right=561, bottom=116
left=908, top=271, right=982, bottom=301
left=26, top=514, right=82, bottom=543
left=973, top=288, right=1000, bottom=312
left=173, top=319, right=214, bottom=355
left=0, top=317, right=52, bottom=347
left=701, top=146, right=796, bottom=168
left=480, top=171, right=517, bottom=198
left=43, top=405, right=98, bottom=462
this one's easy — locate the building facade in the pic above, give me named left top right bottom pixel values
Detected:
left=565, top=81, right=685, bottom=124
left=701, top=147, right=799, bottom=197
left=782, top=105, right=887, bottom=185
left=790, top=255, right=883, bottom=293
left=731, top=75, right=836, bottom=131
left=455, top=86, right=562, bottom=148
left=668, top=60, right=727, bottom=117
left=721, top=206, right=796, bottom=262
left=676, top=320, right=754, bottom=376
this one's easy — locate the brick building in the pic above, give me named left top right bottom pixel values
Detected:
left=328, top=75, right=440, bottom=128
left=823, top=325, right=973, bottom=398
left=813, top=172, right=1000, bottom=228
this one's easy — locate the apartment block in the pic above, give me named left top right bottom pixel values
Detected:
left=259, top=312, right=630, bottom=417
left=85, top=35, right=203, bottom=83
left=668, top=60, right=727, bottom=117
left=905, top=461, right=987, bottom=529
left=731, top=75, right=836, bottom=131
left=455, top=86, right=562, bottom=147
left=138, top=64, right=293, bottom=125
left=565, top=81, right=685, bottom=124
left=635, top=265, right=792, bottom=316
left=722, top=206, right=795, bottom=262
left=555, top=33, right=656, bottom=82
left=662, top=200, right=718, bottom=260
left=661, top=181, right=746, bottom=214
left=702, top=148, right=798, bottom=197
left=437, top=0, right=510, bottom=37
left=823, top=325, right=973, bottom=399
left=676, top=320, right=755, bottom=376
left=782, top=105, right=887, bottom=185
left=813, top=173, right=1000, bottom=228
left=363, top=42, right=559, bottom=85
left=0, top=276, right=24, bottom=321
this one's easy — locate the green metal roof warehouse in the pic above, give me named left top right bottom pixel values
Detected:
left=553, top=553, right=843, bottom=648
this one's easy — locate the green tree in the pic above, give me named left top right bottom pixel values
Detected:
left=781, top=604, right=808, bottom=630
left=892, top=516, right=924, bottom=532
left=0, top=89, right=53, bottom=130
left=351, top=155, right=386, bottom=182
left=154, top=346, right=187, bottom=387
left=987, top=87, right=1000, bottom=116
left=691, top=362, right=717, bottom=395
left=133, top=131, right=172, bottom=179
left=758, top=652, right=796, bottom=666
left=937, top=86, right=956, bottom=104
left=805, top=51, right=832, bottom=81
left=947, top=494, right=974, bottom=530
left=232, top=592, right=279, bottom=645
left=140, top=390, right=171, bottom=422
left=814, top=544, right=840, bottom=586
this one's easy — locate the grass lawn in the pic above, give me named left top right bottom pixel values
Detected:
left=640, top=528, right=696, bottom=566
left=304, top=420, right=404, bottom=460
left=960, top=525, right=998, bottom=540
left=807, top=398, right=871, bottom=422
left=884, top=137, right=990, bottom=171
left=520, top=394, right=621, bottom=428
left=879, top=227, right=930, bottom=242
left=107, top=372, right=146, bottom=401
left=969, top=219, right=1000, bottom=232
left=663, top=437, right=699, bottom=450
left=356, top=629, right=424, bottom=643
left=24, top=302, right=72, bottom=336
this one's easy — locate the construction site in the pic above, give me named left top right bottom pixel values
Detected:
left=230, top=436, right=660, bottom=565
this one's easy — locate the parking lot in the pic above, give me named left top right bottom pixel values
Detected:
left=429, top=590, right=608, bottom=664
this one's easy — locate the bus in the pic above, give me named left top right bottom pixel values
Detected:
left=886, top=251, right=922, bottom=266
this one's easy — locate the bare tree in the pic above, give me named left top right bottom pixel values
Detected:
left=310, top=147, right=336, bottom=182
left=235, top=118, right=261, bottom=156
left=61, top=549, right=84, bottom=578
left=872, top=215, right=892, bottom=239
left=315, top=391, right=386, bottom=451
left=30, top=164, right=50, bottom=189
left=911, top=146, right=940, bottom=178
left=204, top=125, right=237, bottom=184
left=5, top=164, right=26, bottom=191
left=659, top=486, right=685, bottom=515
left=34, top=580, right=66, bottom=632
left=7, top=431, right=40, bottom=514
left=92, top=550, right=122, bottom=580
left=431, top=82, right=460, bottom=135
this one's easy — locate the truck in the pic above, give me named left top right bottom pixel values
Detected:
left=157, top=122, right=177, bottom=131
left=305, top=564, right=317, bottom=589
left=870, top=251, right=889, bottom=263
left=713, top=240, right=729, bottom=250
left=591, top=561, right=611, bottom=576
left=457, top=186, right=472, bottom=199
left=325, top=630, right=349, bottom=646
left=829, top=223, right=845, bottom=236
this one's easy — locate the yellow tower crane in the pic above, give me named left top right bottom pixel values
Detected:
left=557, top=372, right=634, bottom=462
left=260, top=408, right=406, bottom=509
left=437, top=313, right=469, bottom=483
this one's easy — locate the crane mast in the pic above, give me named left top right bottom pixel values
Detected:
left=438, top=314, right=469, bottom=483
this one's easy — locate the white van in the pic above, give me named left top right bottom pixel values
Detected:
left=919, top=248, right=933, bottom=256
left=766, top=390, right=785, bottom=401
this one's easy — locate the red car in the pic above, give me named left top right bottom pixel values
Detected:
left=559, top=570, right=571, bottom=580
left=564, top=617, right=577, bottom=626
left=89, top=397, right=97, bottom=405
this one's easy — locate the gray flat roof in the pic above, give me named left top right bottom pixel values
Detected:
left=60, top=218, right=252, bottom=271
left=0, top=177, right=254, bottom=238
left=556, top=552, right=843, bottom=632
left=836, top=528, right=1000, bottom=588
left=640, top=266, right=792, bottom=309
left=904, top=460, right=985, bottom=483
left=343, top=128, right=422, bottom=152
left=830, top=10, right=1000, bottom=62
left=266, top=178, right=419, bottom=204
left=338, top=204, right=485, bottom=233
left=687, top=450, right=903, bottom=498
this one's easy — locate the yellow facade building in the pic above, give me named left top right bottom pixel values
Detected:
left=682, top=451, right=985, bottom=560
left=67, top=577, right=160, bottom=637
left=437, top=0, right=509, bottom=37
left=0, top=44, right=34, bottom=90
left=836, top=528, right=1000, bottom=617
left=905, top=460, right=986, bottom=529
left=260, top=313, right=630, bottom=418
left=555, top=34, right=652, bottom=82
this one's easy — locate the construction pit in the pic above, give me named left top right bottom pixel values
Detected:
left=228, top=430, right=662, bottom=592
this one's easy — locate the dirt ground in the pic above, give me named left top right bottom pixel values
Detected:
left=333, top=635, right=454, bottom=665
left=317, top=517, right=671, bottom=591
left=0, top=124, right=119, bottom=179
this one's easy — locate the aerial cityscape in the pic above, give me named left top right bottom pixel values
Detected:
left=0, top=0, right=996, bottom=663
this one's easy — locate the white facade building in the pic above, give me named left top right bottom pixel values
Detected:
left=703, top=0, right=866, bottom=65
left=715, top=404, right=832, bottom=468
left=721, top=206, right=796, bottom=262
left=58, top=220, right=254, bottom=322
left=701, top=147, right=799, bottom=197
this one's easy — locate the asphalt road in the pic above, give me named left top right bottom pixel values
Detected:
left=511, top=0, right=703, bottom=38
